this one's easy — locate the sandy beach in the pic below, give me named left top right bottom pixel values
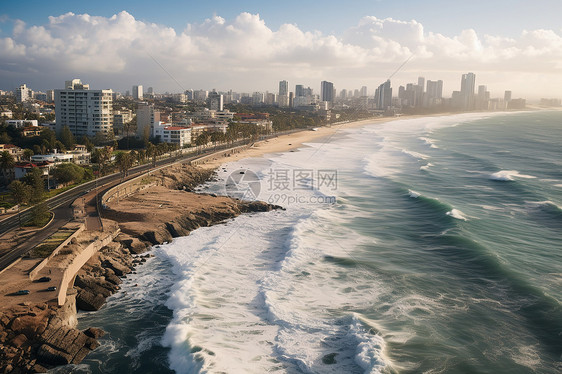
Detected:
left=201, top=116, right=404, bottom=169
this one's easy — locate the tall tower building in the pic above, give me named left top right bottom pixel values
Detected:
left=426, top=80, right=443, bottom=105
left=360, top=86, right=368, bottom=97
left=136, top=102, right=160, bottom=138
left=15, top=84, right=33, bottom=103
left=374, top=80, right=392, bottom=110
left=278, top=80, right=289, bottom=107
left=460, top=73, right=476, bottom=110
left=133, top=85, right=143, bottom=100
left=320, top=81, right=334, bottom=104
left=295, top=85, right=305, bottom=97
left=55, top=79, right=113, bottom=138
left=208, top=90, right=224, bottom=111
left=279, top=80, right=289, bottom=96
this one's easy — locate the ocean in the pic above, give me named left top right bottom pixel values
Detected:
left=54, top=111, right=561, bottom=374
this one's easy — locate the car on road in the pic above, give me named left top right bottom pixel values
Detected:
left=37, top=277, right=51, bottom=282
left=46, top=286, right=57, bottom=292
left=15, top=290, right=30, bottom=295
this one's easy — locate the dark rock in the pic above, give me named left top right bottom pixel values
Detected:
left=76, top=290, right=105, bottom=311
left=36, top=344, right=72, bottom=366
left=10, top=334, right=27, bottom=349
left=105, top=273, right=121, bottom=286
left=101, top=258, right=131, bottom=277
left=31, top=363, right=48, bottom=373
left=83, top=327, right=104, bottom=339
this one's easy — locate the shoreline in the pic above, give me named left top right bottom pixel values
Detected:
left=199, top=112, right=464, bottom=170
left=0, top=109, right=546, bottom=372
left=201, top=109, right=546, bottom=170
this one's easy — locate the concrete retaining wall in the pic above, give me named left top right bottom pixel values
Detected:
left=57, top=228, right=120, bottom=306
left=29, top=223, right=85, bottom=280
left=190, top=144, right=251, bottom=166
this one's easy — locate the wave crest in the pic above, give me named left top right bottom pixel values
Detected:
left=489, top=170, right=536, bottom=181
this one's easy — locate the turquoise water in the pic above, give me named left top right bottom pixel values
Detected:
left=57, top=111, right=561, bottom=373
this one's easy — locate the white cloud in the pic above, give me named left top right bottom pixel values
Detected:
left=0, top=11, right=561, bottom=98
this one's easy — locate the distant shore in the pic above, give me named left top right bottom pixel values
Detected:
left=200, top=113, right=464, bottom=170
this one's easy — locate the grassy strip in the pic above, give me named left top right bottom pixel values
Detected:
left=29, top=228, right=75, bottom=258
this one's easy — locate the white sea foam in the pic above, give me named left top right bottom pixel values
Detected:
left=418, top=137, right=439, bottom=149
left=489, top=170, right=536, bottom=181
left=401, top=149, right=430, bottom=160
left=420, top=163, right=433, bottom=171
left=408, top=190, right=421, bottom=198
left=525, top=200, right=562, bottom=211
left=446, top=209, right=469, bottom=221
left=155, top=149, right=393, bottom=373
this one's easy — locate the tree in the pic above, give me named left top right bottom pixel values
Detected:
left=93, top=146, right=113, bottom=176
left=54, top=140, right=66, bottom=152
left=60, top=125, right=75, bottom=150
left=52, top=163, right=85, bottom=185
left=23, top=148, right=34, bottom=161
left=29, top=202, right=50, bottom=227
left=40, top=128, right=56, bottom=150
left=0, top=132, right=11, bottom=144
left=23, top=167, right=45, bottom=203
left=146, top=142, right=158, bottom=168
left=9, top=180, right=32, bottom=206
left=0, top=151, right=15, bottom=184
left=115, top=151, right=133, bottom=178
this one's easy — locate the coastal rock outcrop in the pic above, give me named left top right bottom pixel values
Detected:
left=0, top=163, right=282, bottom=372
left=0, top=294, right=104, bottom=373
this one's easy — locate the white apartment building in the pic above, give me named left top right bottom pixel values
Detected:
left=136, top=102, right=160, bottom=138
left=15, top=84, right=33, bottom=103
left=133, top=85, right=143, bottom=100
left=152, top=123, right=192, bottom=147
left=55, top=79, right=113, bottom=138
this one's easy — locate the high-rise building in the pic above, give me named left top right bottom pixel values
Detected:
left=136, top=102, right=160, bottom=138
left=295, top=85, right=305, bottom=97
left=15, top=84, right=33, bottom=103
left=133, top=85, right=143, bottom=100
left=426, top=80, right=443, bottom=100
left=46, top=89, right=55, bottom=103
left=321, top=81, right=334, bottom=104
left=208, top=90, right=224, bottom=111
left=477, top=85, right=490, bottom=110
left=278, top=80, right=289, bottom=107
left=279, top=81, right=289, bottom=96
left=374, top=80, right=392, bottom=110
left=360, top=86, right=368, bottom=97
left=460, top=73, right=476, bottom=110
left=55, top=79, right=113, bottom=138
left=504, top=91, right=512, bottom=102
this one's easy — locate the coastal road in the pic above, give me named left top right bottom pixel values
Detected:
left=0, top=138, right=261, bottom=271
left=0, top=206, right=73, bottom=272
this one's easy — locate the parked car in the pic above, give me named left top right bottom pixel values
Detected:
left=15, top=290, right=30, bottom=295
left=46, top=286, right=57, bottom=292
left=37, top=277, right=51, bottom=282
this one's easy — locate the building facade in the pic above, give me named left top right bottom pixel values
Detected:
left=136, top=102, right=160, bottom=138
left=321, top=81, right=334, bottom=106
left=133, top=85, right=143, bottom=100
left=55, top=79, right=113, bottom=138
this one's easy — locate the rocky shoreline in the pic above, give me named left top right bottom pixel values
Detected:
left=0, top=163, right=281, bottom=373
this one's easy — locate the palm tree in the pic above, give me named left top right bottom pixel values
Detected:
left=0, top=151, right=15, bottom=184
left=115, top=152, right=133, bottom=179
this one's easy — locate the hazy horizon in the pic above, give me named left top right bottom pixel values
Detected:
left=1, top=1, right=561, bottom=100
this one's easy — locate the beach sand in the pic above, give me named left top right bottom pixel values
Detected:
left=200, top=116, right=403, bottom=169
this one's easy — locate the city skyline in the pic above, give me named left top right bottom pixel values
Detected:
left=1, top=2, right=561, bottom=99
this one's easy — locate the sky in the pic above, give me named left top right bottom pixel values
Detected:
left=1, top=0, right=561, bottom=100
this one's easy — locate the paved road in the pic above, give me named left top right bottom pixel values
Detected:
left=0, top=138, right=261, bottom=272
left=0, top=206, right=73, bottom=271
